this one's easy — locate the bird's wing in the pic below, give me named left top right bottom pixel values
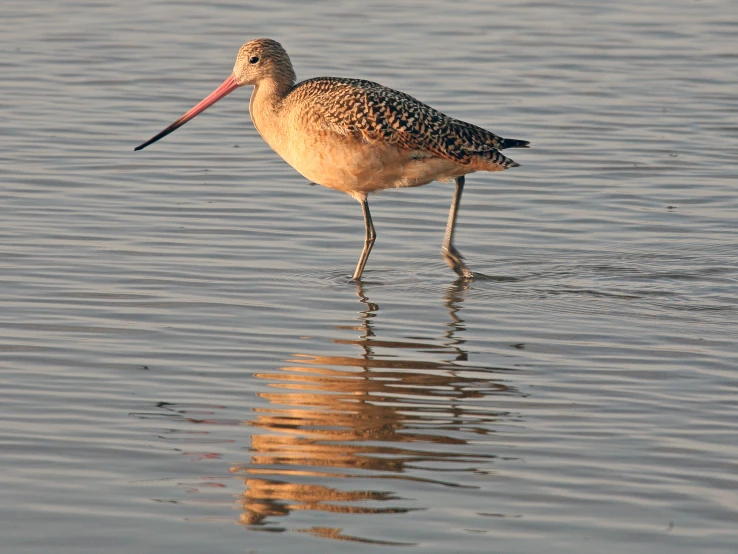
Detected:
left=296, top=78, right=510, bottom=164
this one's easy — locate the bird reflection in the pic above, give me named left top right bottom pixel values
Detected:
left=231, top=282, right=520, bottom=539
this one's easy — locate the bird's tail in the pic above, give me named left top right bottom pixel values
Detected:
left=472, top=149, right=521, bottom=171
left=499, top=137, right=530, bottom=149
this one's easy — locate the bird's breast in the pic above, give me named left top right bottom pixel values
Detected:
left=249, top=95, right=466, bottom=197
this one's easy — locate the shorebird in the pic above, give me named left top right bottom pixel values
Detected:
left=135, top=39, right=528, bottom=280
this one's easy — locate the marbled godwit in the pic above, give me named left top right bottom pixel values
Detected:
left=135, top=39, right=528, bottom=280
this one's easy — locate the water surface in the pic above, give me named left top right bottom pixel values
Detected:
left=1, top=0, right=737, bottom=552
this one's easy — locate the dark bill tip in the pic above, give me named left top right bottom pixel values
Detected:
left=133, top=74, right=239, bottom=152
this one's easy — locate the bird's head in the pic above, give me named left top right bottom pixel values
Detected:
left=232, top=38, right=296, bottom=87
left=134, top=38, right=295, bottom=151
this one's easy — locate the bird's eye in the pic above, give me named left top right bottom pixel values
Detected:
left=249, top=56, right=260, bottom=64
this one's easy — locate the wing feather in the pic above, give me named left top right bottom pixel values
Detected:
left=289, top=77, right=510, bottom=164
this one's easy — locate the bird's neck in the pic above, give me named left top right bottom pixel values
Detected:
left=250, top=76, right=293, bottom=117
left=249, top=78, right=294, bottom=149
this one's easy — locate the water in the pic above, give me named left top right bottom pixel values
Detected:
left=2, top=0, right=737, bottom=552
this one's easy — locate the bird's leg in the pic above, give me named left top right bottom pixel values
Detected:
left=351, top=196, right=376, bottom=281
left=442, top=176, right=474, bottom=279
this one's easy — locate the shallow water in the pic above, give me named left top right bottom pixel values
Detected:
left=1, top=0, right=737, bottom=552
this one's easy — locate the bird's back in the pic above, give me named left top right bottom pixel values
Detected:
left=284, top=77, right=527, bottom=167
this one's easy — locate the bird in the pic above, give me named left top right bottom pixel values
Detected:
left=135, top=38, right=528, bottom=281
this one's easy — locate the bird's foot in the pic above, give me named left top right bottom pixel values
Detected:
left=442, top=245, right=474, bottom=279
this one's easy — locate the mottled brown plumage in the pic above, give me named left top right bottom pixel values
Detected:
left=289, top=76, right=524, bottom=166
left=135, top=38, right=529, bottom=280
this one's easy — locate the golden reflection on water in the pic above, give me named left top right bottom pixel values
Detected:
left=230, top=284, right=521, bottom=540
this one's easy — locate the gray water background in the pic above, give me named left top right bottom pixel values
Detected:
left=1, top=0, right=737, bottom=552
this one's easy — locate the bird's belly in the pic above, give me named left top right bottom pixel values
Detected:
left=273, top=130, right=465, bottom=198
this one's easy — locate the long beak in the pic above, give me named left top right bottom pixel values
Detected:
left=134, top=74, right=240, bottom=151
